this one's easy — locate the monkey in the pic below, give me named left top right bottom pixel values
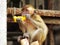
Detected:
left=17, top=5, right=48, bottom=45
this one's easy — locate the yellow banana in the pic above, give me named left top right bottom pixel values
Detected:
left=13, top=16, right=26, bottom=22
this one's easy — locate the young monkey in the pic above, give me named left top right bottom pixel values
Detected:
left=18, top=5, right=48, bottom=45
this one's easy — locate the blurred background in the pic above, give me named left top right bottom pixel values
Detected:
left=7, top=0, right=60, bottom=10
left=7, top=0, right=60, bottom=45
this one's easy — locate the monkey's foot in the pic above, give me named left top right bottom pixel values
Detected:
left=23, top=33, right=30, bottom=39
left=17, top=36, right=23, bottom=42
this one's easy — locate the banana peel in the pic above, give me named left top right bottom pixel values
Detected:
left=13, top=16, right=26, bottom=22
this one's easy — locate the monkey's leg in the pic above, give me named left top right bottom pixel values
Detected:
left=31, top=29, right=44, bottom=45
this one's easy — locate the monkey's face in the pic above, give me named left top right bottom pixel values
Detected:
left=21, top=7, right=35, bottom=16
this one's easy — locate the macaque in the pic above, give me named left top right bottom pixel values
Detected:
left=17, top=5, right=48, bottom=45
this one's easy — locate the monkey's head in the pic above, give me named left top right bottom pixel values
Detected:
left=21, top=4, right=35, bottom=16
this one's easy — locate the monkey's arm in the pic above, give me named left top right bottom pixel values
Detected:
left=17, top=19, right=27, bottom=33
left=28, top=15, right=48, bottom=42
left=30, top=15, right=48, bottom=36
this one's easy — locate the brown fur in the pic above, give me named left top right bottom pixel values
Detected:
left=18, top=14, right=48, bottom=45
